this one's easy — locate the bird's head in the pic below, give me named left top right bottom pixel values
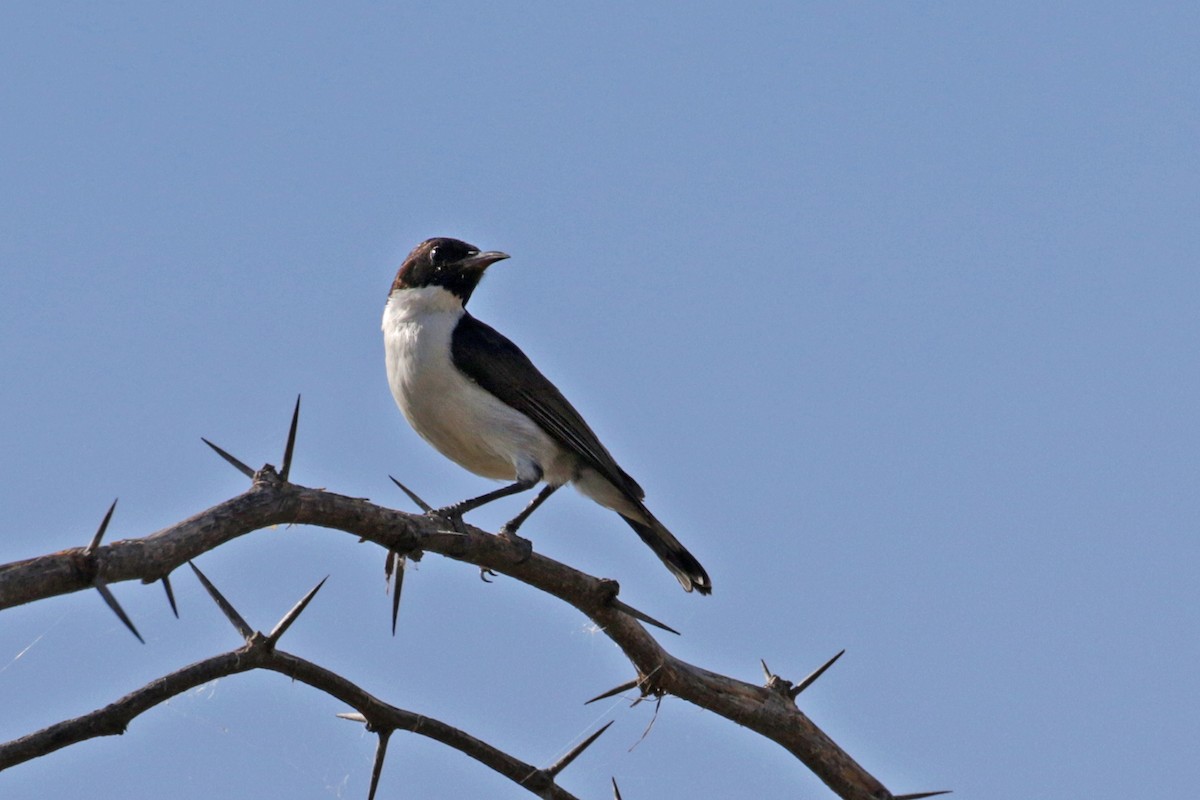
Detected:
left=391, top=237, right=510, bottom=305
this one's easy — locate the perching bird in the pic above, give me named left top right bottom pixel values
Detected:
left=382, top=237, right=711, bottom=594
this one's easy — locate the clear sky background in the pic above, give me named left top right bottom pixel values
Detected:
left=2, top=3, right=1197, bottom=798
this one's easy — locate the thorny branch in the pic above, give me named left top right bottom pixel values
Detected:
left=0, top=406, right=946, bottom=800
left=0, top=575, right=591, bottom=800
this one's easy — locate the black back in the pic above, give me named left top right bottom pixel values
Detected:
left=451, top=313, right=645, bottom=500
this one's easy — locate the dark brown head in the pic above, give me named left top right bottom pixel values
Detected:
left=391, top=237, right=510, bottom=305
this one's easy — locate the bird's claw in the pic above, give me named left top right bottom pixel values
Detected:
left=427, top=506, right=468, bottom=533
left=480, top=567, right=497, bottom=583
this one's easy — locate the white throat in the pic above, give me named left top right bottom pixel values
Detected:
left=383, top=285, right=466, bottom=324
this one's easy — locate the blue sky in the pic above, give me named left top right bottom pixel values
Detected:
left=2, top=3, right=1197, bottom=798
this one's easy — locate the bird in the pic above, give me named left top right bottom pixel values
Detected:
left=382, top=237, right=711, bottom=594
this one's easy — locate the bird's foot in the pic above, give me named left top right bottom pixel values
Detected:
left=390, top=478, right=467, bottom=532
left=497, top=525, right=533, bottom=562
left=427, top=505, right=468, bottom=534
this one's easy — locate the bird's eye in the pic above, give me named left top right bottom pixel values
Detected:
left=428, top=245, right=440, bottom=262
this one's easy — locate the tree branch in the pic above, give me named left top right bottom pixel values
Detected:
left=0, top=467, right=928, bottom=799
left=0, top=636, right=585, bottom=800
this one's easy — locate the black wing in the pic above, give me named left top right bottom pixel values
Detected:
left=451, top=313, right=644, bottom=499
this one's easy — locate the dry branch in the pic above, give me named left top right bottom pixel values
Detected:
left=0, top=632, right=586, bottom=800
left=0, top=470, right=900, bottom=799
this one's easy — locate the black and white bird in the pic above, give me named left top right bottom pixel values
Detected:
left=382, top=237, right=711, bottom=595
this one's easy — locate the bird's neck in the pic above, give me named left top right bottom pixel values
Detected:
left=384, top=286, right=467, bottom=324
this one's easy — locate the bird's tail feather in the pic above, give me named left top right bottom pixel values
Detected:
left=622, top=512, right=712, bottom=595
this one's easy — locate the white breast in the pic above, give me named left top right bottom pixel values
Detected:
left=382, top=287, right=568, bottom=484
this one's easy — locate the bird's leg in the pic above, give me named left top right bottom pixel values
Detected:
left=431, top=472, right=540, bottom=532
left=493, top=483, right=559, bottom=563
left=499, top=483, right=559, bottom=541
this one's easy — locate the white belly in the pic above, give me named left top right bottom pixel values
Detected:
left=383, top=293, right=570, bottom=484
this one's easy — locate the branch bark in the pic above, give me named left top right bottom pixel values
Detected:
left=0, top=466, right=918, bottom=799
left=0, top=633, right=585, bottom=800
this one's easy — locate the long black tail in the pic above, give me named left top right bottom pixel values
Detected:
left=622, top=512, right=712, bottom=595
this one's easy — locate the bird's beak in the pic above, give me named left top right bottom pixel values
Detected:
left=461, top=251, right=510, bottom=271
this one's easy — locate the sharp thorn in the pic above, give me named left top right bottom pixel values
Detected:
left=545, top=720, right=614, bottom=777
left=266, top=575, right=328, bottom=644
left=188, top=561, right=254, bottom=641
left=86, top=499, right=119, bottom=554
left=337, top=712, right=368, bottom=723
left=894, top=792, right=952, bottom=800
left=201, top=437, right=255, bottom=479
left=585, top=678, right=640, bottom=706
left=760, top=658, right=773, bottom=682
left=608, top=598, right=679, bottom=636
left=789, top=649, right=846, bottom=699
left=388, top=475, right=434, bottom=512
left=280, top=395, right=301, bottom=482
left=611, top=777, right=623, bottom=800
left=367, top=729, right=392, bottom=800
left=93, top=578, right=145, bottom=644
left=161, top=575, right=179, bottom=618
left=389, top=552, right=405, bottom=636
